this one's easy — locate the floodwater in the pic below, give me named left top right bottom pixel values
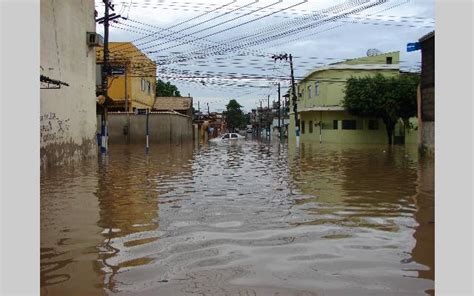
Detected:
left=40, top=139, right=434, bottom=296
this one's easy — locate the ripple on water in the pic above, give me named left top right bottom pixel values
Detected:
left=40, top=142, right=434, bottom=295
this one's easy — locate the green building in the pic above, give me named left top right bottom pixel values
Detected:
left=288, top=51, right=418, bottom=144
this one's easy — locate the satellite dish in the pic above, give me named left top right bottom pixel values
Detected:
left=366, top=48, right=382, bottom=56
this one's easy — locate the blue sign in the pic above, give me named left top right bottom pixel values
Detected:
left=407, top=42, right=421, bottom=52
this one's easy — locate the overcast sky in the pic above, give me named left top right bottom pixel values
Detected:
left=96, top=0, right=434, bottom=112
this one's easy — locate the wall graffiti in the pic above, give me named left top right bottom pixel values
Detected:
left=40, top=112, right=71, bottom=144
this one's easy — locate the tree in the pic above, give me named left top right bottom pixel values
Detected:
left=224, top=99, right=246, bottom=132
left=343, top=73, right=419, bottom=144
left=155, top=79, right=181, bottom=97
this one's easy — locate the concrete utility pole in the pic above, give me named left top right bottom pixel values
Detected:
left=99, top=0, right=115, bottom=153
left=272, top=53, right=299, bottom=145
left=277, top=82, right=282, bottom=140
left=259, top=100, right=262, bottom=138
left=267, top=95, right=270, bottom=139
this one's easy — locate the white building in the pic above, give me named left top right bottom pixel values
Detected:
left=40, top=0, right=98, bottom=167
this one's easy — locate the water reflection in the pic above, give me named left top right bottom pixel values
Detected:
left=40, top=140, right=434, bottom=295
left=95, top=144, right=194, bottom=292
left=40, top=161, right=105, bottom=296
left=410, top=156, right=435, bottom=295
left=287, top=141, right=434, bottom=294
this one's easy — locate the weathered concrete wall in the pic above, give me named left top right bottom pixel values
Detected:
left=420, top=121, right=435, bottom=155
left=419, top=34, right=434, bottom=155
left=100, top=113, right=193, bottom=144
left=40, top=0, right=97, bottom=167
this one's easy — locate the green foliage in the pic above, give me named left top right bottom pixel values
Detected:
left=343, top=73, right=419, bottom=144
left=155, top=79, right=181, bottom=97
left=224, top=99, right=246, bottom=131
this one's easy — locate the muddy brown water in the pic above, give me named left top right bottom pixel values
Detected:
left=40, top=139, right=434, bottom=295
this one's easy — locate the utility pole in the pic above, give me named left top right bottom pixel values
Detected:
left=277, top=82, right=281, bottom=140
left=207, top=102, right=210, bottom=115
left=99, top=0, right=115, bottom=154
left=259, top=100, right=262, bottom=138
left=198, top=101, right=200, bottom=112
left=272, top=53, right=299, bottom=145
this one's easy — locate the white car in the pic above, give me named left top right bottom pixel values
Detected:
left=210, top=133, right=245, bottom=142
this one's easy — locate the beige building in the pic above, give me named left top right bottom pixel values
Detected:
left=96, top=42, right=157, bottom=112
left=40, top=0, right=98, bottom=167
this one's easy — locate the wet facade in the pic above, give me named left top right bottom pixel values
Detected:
left=41, top=139, right=434, bottom=295
left=40, top=0, right=97, bottom=167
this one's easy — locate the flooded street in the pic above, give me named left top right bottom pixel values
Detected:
left=40, top=139, right=434, bottom=296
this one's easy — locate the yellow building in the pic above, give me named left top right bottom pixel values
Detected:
left=96, top=42, right=156, bottom=112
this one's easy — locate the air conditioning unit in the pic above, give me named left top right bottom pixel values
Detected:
left=87, top=32, right=104, bottom=47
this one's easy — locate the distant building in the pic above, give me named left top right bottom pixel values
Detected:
left=96, top=42, right=156, bottom=112
left=40, top=0, right=98, bottom=167
left=417, top=31, right=434, bottom=154
left=152, top=96, right=193, bottom=117
left=288, top=51, right=418, bottom=144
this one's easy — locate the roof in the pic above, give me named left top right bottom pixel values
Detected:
left=153, top=97, right=192, bottom=111
left=419, top=31, right=434, bottom=42
left=300, top=64, right=400, bottom=83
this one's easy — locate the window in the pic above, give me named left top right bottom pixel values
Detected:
left=300, top=90, right=304, bottom=100
left=342, top=119, right=357, bottom=130
left=231, top=134, right=238, bottom=138
left=315, top=81, right=320, bottom=96
left=147, top=81, right=151, bottom=94
left=321, top=120, right=337, bottom=130
left=222, top=134, right=230, bottom=139
left=307, top=85, right=312, bottom=98
left=301, top=120, right=305, bottom=134
left=141, top=79, right=145, bottom=91
left=386, top=57, right=393, bottom=64
left=368, top=119, right=379, bottom=130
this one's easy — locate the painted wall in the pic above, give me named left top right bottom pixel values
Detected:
left=98, top=113, right=193, bottom=144
left=40, top=0, right=97, bottom=167
left=97, top=42, right=156, bottom=111
left=290, top=111, right=418, bottom=144
left=289, top=52, right=418, bottom=145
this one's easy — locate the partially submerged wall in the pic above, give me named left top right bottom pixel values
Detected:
left=100, top=112, right=193, bottom=144
left=40, top=0, right=97, bottom=167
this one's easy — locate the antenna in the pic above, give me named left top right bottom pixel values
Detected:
left=366, top=48, right=382, bottom=56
